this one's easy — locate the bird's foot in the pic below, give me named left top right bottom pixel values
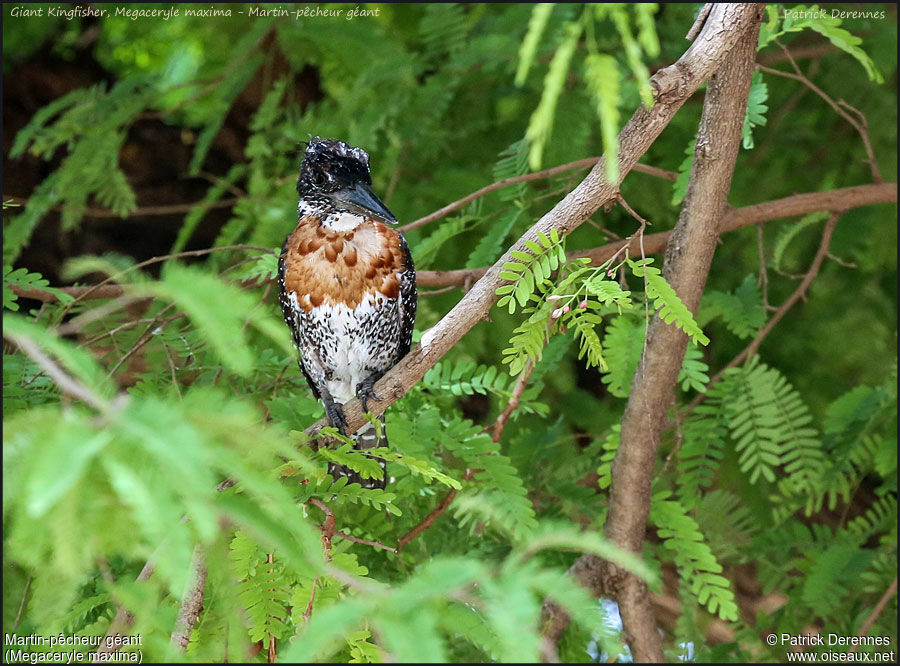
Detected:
left=356, top=375, right=383, bottom=414
left=324, top=399, right=348, bottom=438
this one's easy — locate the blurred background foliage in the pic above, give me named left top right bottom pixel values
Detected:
left=2, top=3, right=897, bottom=663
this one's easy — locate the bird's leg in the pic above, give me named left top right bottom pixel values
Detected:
left=321, top=391, right=348, bottom=437
left=356, top=371, right=385, bottom=414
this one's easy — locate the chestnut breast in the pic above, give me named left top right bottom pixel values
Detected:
left=282, top=214, right=404, bottom=312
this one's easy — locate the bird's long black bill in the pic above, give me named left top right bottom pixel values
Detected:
left=334, top=182, right=397, bottom=224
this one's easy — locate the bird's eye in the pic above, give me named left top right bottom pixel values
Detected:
left=312, top=172, right=325, bottom=186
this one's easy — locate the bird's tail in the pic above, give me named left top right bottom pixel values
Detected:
left=327, top=414, right=387, bottom=490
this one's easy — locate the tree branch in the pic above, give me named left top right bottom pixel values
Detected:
left=695, top=213, right=839, bottom=400
left=540, top=7, right=765, bottom=659
left=850, top=577, right=898, bottom=653
left=415, top=182, right=896, bottom=287
left=397, top=160, right=676, bottom=234
left=170, top=546, right=208, bottom=653
left=295, top=4, right=776, bottom=452
left=4, top=334, right=111, bottom=412
left=9, top=184, right=894, bottom=304
left=1, top=195, right=238, bottom=218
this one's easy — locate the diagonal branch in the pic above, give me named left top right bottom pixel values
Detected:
left=299, top=3, right=775, bottom=449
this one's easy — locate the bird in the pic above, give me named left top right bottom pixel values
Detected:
left=277, top=138, right=416, bottom=490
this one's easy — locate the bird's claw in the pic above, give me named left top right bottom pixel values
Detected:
left=325, top=401, right=348, bottom=438
left=356, top=377, right=383, bottom=414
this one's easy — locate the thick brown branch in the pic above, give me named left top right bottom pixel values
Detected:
left=540, top=8, right=765, bottom=660
left=292, top=4, right=784, bottom=455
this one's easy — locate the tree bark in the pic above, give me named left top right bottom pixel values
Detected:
left=540, top=5, right=765, bottom=661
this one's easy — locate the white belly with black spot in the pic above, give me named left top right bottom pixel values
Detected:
left=293, top=291, right=402, bottom=404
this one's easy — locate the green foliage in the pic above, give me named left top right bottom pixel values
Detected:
left=3, top=266, right=74, bottom=311
left=772, top=211, right=830, bottom=273
left=714, top=356, right=823, bottom=485
left=758, top=4, right=884, bottom=83
left=629, top=259, right=710, bottom=345
left=496, top=229, right=567, bottom=314
left=651, top=492, right=739, bottom=621
left=5, top=79, right=153, bottom=263
left=742, top=72, right=769, bottom=150
left=519, top=4, right=659, bottom=172
left=671, top=139, right=695, bottom=206
left=700, top=274, right=767, bottom=340
left=3, top=3, right=895, bottom=663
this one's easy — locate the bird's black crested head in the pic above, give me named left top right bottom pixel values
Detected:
left=298, top=137, right=371, bottom=197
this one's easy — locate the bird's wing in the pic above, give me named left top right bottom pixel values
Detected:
left=396, top=233, right=417, bottom=359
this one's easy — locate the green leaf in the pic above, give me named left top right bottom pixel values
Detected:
left=584, top=54, right=621, bottom=183
left=741, top=72, right=768, bottom=150
left=525, top=21, right=582, bottom=170
left=3, top=266, right=75, bottom=311
left=515, top=4, right=556, bottom=86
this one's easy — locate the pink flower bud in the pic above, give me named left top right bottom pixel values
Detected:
left=546, top=294, right=562, bottom=302
left=551, top=307, right=564, bottom=319
left=562, top=304, right=570, bottom=314
left=607, top=268, right=617, bottom=277
left=579, top=299, right=588, bottom=309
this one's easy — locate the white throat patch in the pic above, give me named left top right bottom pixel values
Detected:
left=323, top=211, right=366, bottom=232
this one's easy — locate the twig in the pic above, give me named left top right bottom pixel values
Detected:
left=106, top=305, right=180, bottom=377
left=0, top=195, right=238, bottom=219
left=197, top=170, right=248, bottom=198
left=301, top=576, right=319, bottom=623
left=384, top=142, right=408, bottom=205
left=397, top=469, right=476, bottom=550
left=616, top=193, right=651, bottom=227
left=333, top=530, right=398, bottom=554
left=4, top=334, right=111, bottom=412
left=266, top=553, right=277, bottom=663
left=13, top=575, right=32, bottom=631
left=756, top=223, right=770, bottom=309
left=492, top=360, right=536, bottom=443
left=683, top=213, right=839, bottom=417
left=57, top=244, right=273, bottom=317
left=308, top=498, right=336, bottom=561
left=757, top=43, right=838, bottom=65
left=849, top=577, right=898, bottom=653
left=419, top=285, right=461, bottom=297
left=397, top=160, right=676, bottom=234
left=170, top=547, right=208, bottom=652
left=758, top=46, right=882, bottom=183
left=162, top=340, right=184, bottom=400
